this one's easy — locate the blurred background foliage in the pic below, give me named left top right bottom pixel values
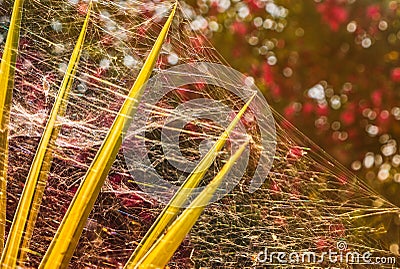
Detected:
left=182, top=0, right=400, bottom=206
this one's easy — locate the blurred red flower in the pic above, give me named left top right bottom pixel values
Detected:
left=391, top=67, right=400, bottom=82
left=316, top=0, right=348, bottom=31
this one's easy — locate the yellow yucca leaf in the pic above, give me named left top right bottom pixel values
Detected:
left=125, top=94, right=255, bottom=268
left=0, top=3, right=92, bottom=267
left=38, top=3, right=177, bottom=269
left=136, top=139, right=250, bottom=268
left=0, top=0, right=24, bottom=251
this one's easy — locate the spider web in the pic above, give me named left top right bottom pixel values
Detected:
left=0, top=0, right=399, bottom=268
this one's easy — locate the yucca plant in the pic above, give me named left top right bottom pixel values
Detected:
left=1, top=3, right=92, bottom=267
left=0, top=0, right=23, bottom=253
left=0, top=0, right=258, bottom=268
left=0, top=0, right=399, bottom=268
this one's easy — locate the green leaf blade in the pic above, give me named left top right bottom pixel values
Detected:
left=38, top=3, right=177, bottom=268
left=136, top=139, right=250, bottom=268
left=0, top=3, right=92, bottom=267
left=125, top=94, right=255, bottom=268
left=0, top=0, right=25, bottom=252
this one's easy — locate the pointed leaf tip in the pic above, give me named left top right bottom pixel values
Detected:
left=124, top=95, right=254, bottom=268
left=135, top=139, right=250, bottom=268
left=0, top=4, right=92, bottom=268
left=39, top=4, right=176, bottom=269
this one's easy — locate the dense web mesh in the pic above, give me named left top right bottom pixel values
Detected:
left=0, top=0, right=399, bottom=268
